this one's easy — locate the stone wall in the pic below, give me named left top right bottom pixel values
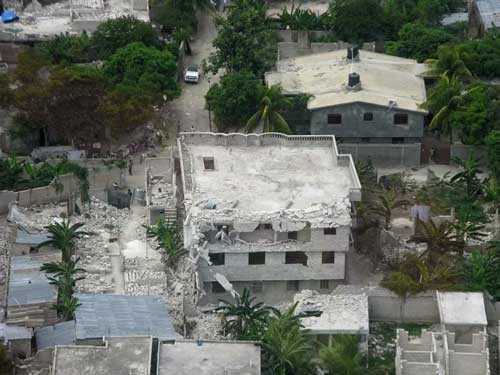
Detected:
left=450, top=144, right=488, bottom=165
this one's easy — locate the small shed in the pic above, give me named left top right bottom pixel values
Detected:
left=74, top=294, right=178, bottom=344
left=35, top=320, right=76, bottom=350
left=294, top=290, right=369, bottom=351
left=436, top=291, right=487, bottom=342
left=0, top=323, right=33, bottom=357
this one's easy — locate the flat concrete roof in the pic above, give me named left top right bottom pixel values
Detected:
left=266, top=49, right=428, bottom=113
left=294, top=290, right=369, bottom=334
left=180, top=133, right=361, bottom=228
left=158, top=340, right=261, bottom=375
left=437, top=291, right=487, bottom=326
left=52, top=336, right=152, bottom=375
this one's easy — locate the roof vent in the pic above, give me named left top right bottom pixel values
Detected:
left=347, top=72, right=361, bottom=90
left=347, top=45, right=359, bottom=60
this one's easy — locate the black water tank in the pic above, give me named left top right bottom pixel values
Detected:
left=347, top=45, right=359, bottom=60
left=348, top=72, right=360, bottom=87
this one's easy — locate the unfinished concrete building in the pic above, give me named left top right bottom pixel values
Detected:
left=178, top=132, right=361, bottom=304
left=395, top=329, right=490, bottom=375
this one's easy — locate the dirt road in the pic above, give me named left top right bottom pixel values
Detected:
left=166, top=11, right=221, bottom=138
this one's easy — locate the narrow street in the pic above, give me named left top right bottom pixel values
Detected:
left=166, top=11, right=222, bottom=139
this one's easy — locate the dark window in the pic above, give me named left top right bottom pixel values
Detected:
left=327, top=114, right=342, bottom=124
left=250, top=281, right=263, bottom=293
left=249, top=252, right=266, bottom=265
left=260, top=223, right=272, bottom=230
left=209, top=253, right=225, bottom=265
left=285, top=251, right=308, bottom=265
left=288, top=231, right=298, bottom=240
left=324, top=228, right=337, bottom=235
left=320, top=280, right=329, bottom=289
left=361, top=137, right=370, bottom=143
left=322, top=252, right=335, bottom=264
left=363, top=112, right=373, bottom=121
left=287, top=280, right=300, bottom=291
left=212, top=282, right=225, bottom=293
left=203, top=157, right=215, bottom=170
left=394, top=113, right=408, bottom=125
left=392, top=137, right=404, bottom=144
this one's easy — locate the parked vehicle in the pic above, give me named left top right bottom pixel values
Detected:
left=184, top=64, right=200, bottom=83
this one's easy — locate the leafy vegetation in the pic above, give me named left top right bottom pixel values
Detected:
left=278, top=5, right=332, bottom=31
left=205, top=72, right=262, bottom=131
left=207, top=0, right=279, bottom=78
left=245, top=85, right=292, bottom=134
left=39, top=221, right=90, bottom=320
left=144, top=218, right=187, bottom=267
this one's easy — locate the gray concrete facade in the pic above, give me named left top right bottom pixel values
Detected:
left=179, top=133, right=361, bottom=305
left=310, top=102, right=424, bottom=143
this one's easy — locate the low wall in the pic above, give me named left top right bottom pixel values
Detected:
left=369, top=292, right=440, bottom=323
left=450, top=144, right=488, bottom=165
left=338, top=143, right=421, bottom=167
left=0, top=167, right=120, bottom=213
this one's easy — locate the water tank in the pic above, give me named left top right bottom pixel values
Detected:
left=347, top=45, right=359, bottom=60
left=348, top=72, right=360, bottom=87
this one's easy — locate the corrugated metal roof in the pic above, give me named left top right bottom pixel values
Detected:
left=0, top=323, right=33, bottom=341
left=15, top=230, right=51, bottom=245
left=476, top=0, right=500, bottom=29
left=35, top=320, right=76, bottom=350
left=74, top=294, right=177, bottom=341
left=8, top=256, right=58, bottom=306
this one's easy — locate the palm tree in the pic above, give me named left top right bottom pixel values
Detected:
left=261, top=303, right=314, bottom=375
left=245, top=85, right=292, bottom=134
left=216, top=288, right=274, bottom=340
left=368, top=190, right=409, bottom=229
left=53, top=293, right=81, bottom=321
left=450, top=153, right=483, bottom=198
left=41, top=257, right=86, bottom=297
left=319, top=335, right=364, bottom=375
left=412, top=219, right=464, bottom=264
left=424, top=45, right=473, bottom=81
left=37, top=221, right=91, bottom=263
left=144, top=218, right=187, bottom=266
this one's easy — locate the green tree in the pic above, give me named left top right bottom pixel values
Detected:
left=245, top=85, right=292, bottom=134
left=54, top=293, right=81, bottom=321
left=319, top=335, right=364, bottom=375
left=39, top=32, right=91, bottom=64
left=330, top=0, right=384, bottom=43
left=450, top=153, right=483, bottom=197
left=413, top=219, right=464, bottom=263
left=144, top=218, right=186, bottom=266
left=0, top=157, right=25, bottom=191
left=208, top=0, right=279, bottom=77
left=37, top=221, right=92, bottom=263
left=459, top=33, right=500, bottom=78
left=41, top=258, right=85, bottom=298
left=0, top=74, right=14, bottom=108
left=262, top=304, right=314, bottom=375
left=486, top=130, right=500, bottom=181
left=206, top=72, right=263, bottom=131
left=91, top=16, right=162, bottom=60
left=424, top=45, right=472, bottom=80
left=216, top=288, right=274, bottom=340
left=368, top=190, right=409, bottom=230
left=103, top=42, right=180, bottom=102
left=463, top=250, right=500, bottom=300
left=385, top=23, right=455, bottom=62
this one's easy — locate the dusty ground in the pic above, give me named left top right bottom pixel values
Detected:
left=165, top=11, right=222, bottom=142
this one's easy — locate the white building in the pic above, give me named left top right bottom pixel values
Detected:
left=178, top=132, right=361, bottom=304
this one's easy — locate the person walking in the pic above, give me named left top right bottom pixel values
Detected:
left=128, top=158, right=133, bottom=175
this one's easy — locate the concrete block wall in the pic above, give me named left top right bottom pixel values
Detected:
left=368, top=292, right=440, bottom=323
left=338, top=143, right=421, bottom=167
left=200, top=251, right=346, bottom=282
left=450, top=145, right=487, bottom=166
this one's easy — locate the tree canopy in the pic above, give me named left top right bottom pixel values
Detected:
left=103, top=42, right=180, bottom=101
left=208, top=0, right=279, bottom=78
left=205, top=72, right=262, bottom=131
left=91, top=16, right=163, bottom=60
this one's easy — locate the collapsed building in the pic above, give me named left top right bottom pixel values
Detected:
left=396, top=291, right=490, bottom=375
left=178, top=132, right=361, bottom=304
